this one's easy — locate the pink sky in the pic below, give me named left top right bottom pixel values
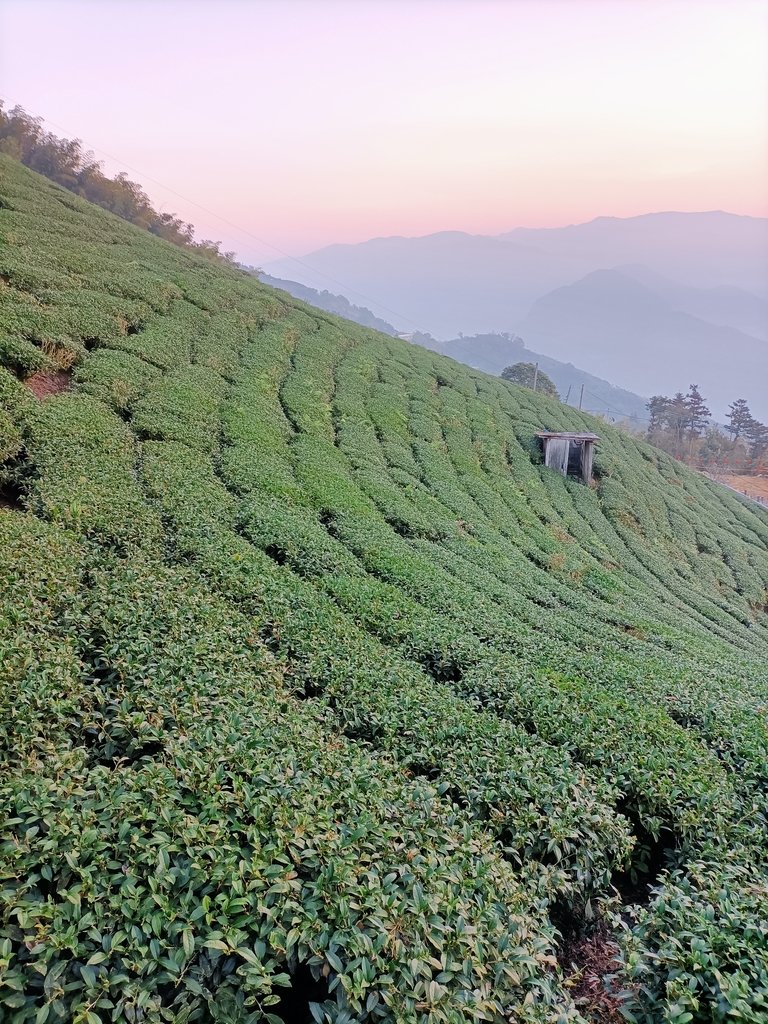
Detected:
left=1, top=0, right=766, bottom=263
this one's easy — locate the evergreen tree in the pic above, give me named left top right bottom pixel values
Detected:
left=746, top=419, right=768, bottom=461
left=668, top=392, right=690, bottom=450
left=646, top=395, right=672, bottom=434
left=685, top=384, right=710, bottom=439
left=726, top=398, right=754, bottom=441
left=645, top=386, right=760, bottom=473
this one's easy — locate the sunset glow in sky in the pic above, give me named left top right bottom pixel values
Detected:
left=1, top=0, right=766, bottom=263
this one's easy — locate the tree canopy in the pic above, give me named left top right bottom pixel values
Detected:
left=501, top=362, right=559, bottom=398
left=646, top=386, right=766, bottom=471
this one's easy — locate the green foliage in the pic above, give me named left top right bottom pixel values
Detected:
left=501, top=362, right=559, bottom=399
left=620, top=860, right=768, bottom=1023
left=0, top=408, right=21, bottom=464
left=1, top=156, right=768, bottom=1024
left=73, top=349, right=162, bottom=415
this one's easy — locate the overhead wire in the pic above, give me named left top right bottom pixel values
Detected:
left=580, top=386, right=646, bottom=421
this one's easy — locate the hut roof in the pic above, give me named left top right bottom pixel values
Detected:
left=535, top=431, right=600, bottom=442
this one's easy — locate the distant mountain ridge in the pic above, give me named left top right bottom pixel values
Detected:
left=267, top=229, right=589, bottom=337
left=415, top=333, right=649, bottom=422
left=615, top=264, right=768, bottom=340
left=519, top=268, right=768, bottom=420
left=251, top=271, right=649, bottom=421
left=264, top=211, right=768, bottom=419
left=253, top=272, right=398, bottom=335
left=500, top=211, right=768, bottom=295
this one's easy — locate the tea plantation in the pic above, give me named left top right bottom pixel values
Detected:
left=1, top=155, right=767, bottom=1024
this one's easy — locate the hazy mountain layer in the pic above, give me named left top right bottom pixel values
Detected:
left=520, top=269, right=768, bottom=420
left=265, top=212, right=768, bottom=413
left=416, top=332, right=649, bottom=422
left=265, top=229, right=591, bottom=336
left=617, top=264, right=768, bottom=341
left=502, top=211, right=768, bottom=297
left=255, top=271, right=398, bottom=335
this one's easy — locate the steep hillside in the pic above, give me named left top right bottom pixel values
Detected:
left=247, top=283, right=650, bottom=422
left=255, top=272, right=398, bottom=336
left=2, top=156, right=768, bottom=1024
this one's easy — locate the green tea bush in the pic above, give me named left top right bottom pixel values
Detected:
left=1, top=154, right=768, bottom=1023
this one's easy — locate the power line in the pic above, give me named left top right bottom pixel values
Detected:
left=562, top=379, right=647, bottom=421
left=582, top=386, right=645, bottom=421
left=0, top=95, right=431, bottom=334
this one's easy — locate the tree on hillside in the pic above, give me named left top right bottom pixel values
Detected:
left=501, top=362, right=559, bottom=398
left=646, top=386, right=714, bottom=461
left=647, top=395, right=672, bottom=435
left=411, top=331, right=437, bottom=346
left=699, top=427, right=734, bottom=469
left=685, top=384, right=711, bottom=440
left=726, top=399, right=754, bottom=441
left=0, top=101, right=234, bottom=264
left=667, top=392, right=691, bottom=450
left=646, top=384, right=767, bottom=474
left=746, top=418, right=768, bottom=461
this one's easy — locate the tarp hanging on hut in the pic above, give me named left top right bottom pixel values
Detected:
left=545, top=437, right=570, bottom=475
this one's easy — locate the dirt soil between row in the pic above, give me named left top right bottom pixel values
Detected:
left=560, top=927, right=626, bottom=1023
left=24, top=368, right=72, bottom=399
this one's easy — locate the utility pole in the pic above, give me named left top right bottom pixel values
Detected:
left=532, top=362, right=539, bottom=392
left=578, top=384, right=584, bottom=410
left=564, top=384, right=572, bottom=405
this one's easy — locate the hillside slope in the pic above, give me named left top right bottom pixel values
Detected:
left=254, top=272, right=398, bottom=336
left=2, top=156, right=768, bottom=1024
left=415, top=333, right=649, bottom=422
left=249, top=281, right=648, bottom=423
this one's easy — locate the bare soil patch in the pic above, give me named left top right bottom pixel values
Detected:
left=24, top=368, right=72, bottom=399
left=560, top=926, right=626, bottom=1023
left=722, top=475, right=768, bottom=502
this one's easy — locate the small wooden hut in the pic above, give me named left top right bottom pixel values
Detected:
left=536, top=431, right=599, bottom=484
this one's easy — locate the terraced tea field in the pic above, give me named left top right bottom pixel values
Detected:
left=1, top=155, right=768, bottom=1023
